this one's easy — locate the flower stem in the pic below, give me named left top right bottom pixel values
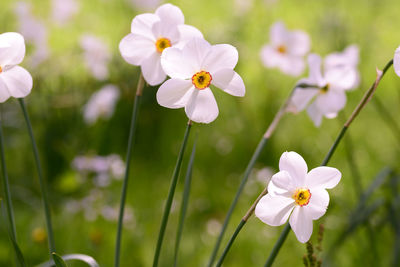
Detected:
left=18, top=98, right=56, bottom=254
left=173, top=134, right=198, bottom=267
left=264, top=224, right=291, bottom=267
left=152, top=120, right=192, bottom=267
left=114, top=73, right=145, bottom=267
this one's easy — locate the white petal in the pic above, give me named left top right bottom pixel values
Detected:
left=185, top=88, right=218, bottom=124
left=0, top=78, right=11, bottom=103
left=130, top=13, right=159, bottom=39
left=119, top=34, right=155, bottom=65
left=315, top=90, right=346, bottom=116
left=307, top=54, right=325, bottom=87
left=155, top=3, right=184, bottom=25
left=279, top=56, right=306, bottom=76
left=289, top=206, right=313, bottom=243
left=287, top=30, right=310, bottom=56
left=160, top=47, right=195, bottom=79
left=211, top=69, right=245, bottom=97
left=279, top=151, right=308, bottom=186
left=324, top=45, right=359, bottom=70
left=140, top=52, right=166, bottom=86
left=175, top=24, right=204, bottom=49
left=289, top=88, right=318, bottom=113
left=304, top=189, right=329, bottom=220
left=325, top=66, right=358, bottom=91
left=395, top=46, right=400, bottom=77
left=307, top=102, right=323, bottom=127
left=152, top=21, right=180, bottom=44
left=255, top=194, right=295, bottom=226
left=0, top=32, right=26, bottom=67
left=260, top=45, right=281, bottom=68
left=306, top=167, right=341, bottom=190
left=269, top=22, right=287, bottom=46
left=182, top=38, right=212, bottom=72
left=156, top=79, right=194, bottom=108
left=202, top=44, right=238, bottom=73
left=1, top=66, right=32, bottom=98
left=268, top=170, right=296, bottom=195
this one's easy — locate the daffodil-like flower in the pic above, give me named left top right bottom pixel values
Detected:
left=0, top=32, right=33, bottom=103
left=260, top=22, right=310, bottom=76
left=394, top=46, right=400, bottom=77
left=119, top=3, right=203, bottom=86
left=156, top=38, right=245, bottom=123
left=255, top=151, right=341, bottom=243
left=289, top=52, right=359, bottom=127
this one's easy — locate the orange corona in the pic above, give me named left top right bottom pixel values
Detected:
left=292, top=188, right=311, bottom=206
left=192, top=71, right=212, bottom=90
left=155, top=37, right=171, bottom=53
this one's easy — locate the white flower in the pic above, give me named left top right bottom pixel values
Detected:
left=156, top=38, right=245, bottom=124
left=255, top=151, right=341, bottom=243
left=260, top=22, right=310, bottom=76
left=394, top=46, right=400, bottom=77
left=0, top=32, right=33, bottom=103
left=52, top=0, right=79, bottom=25
left=119, top=3, right=203, bottom=86
left=289, top=53, right=359, bottom=127
left=129, top=0, right=161, bottom=11
left=83, top=84, right=120, bottom=124
left=80, top=35, right=111, bottom=80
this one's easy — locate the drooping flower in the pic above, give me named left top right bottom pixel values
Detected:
left=0, top=32, right=33, bottom=103
left=52, top=0, right=79, bottom=25
left=255, top=151, right=341, bottom=243
left=83, top=84, right=120, bottom=124
left=80, top=35, right=111, bottom=80
left=119, top=3, right=203, bottom=86
left=156, top=38, right=245, bottom=123
left=394, top=46, right=400, bottom=77
left=288, top=53, right=359, bottom=127
left=260, top=22, right=310, bottom=76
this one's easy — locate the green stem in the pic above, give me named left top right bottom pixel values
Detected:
left=264, top=224, right=291, bottom=267
left=114, top=73, right=145, bottom=267
left=18, top=98, right=55, bottom=254
left=215, top=220, right=245, bottom=267
left=152, top=121, right=192, bottom=267
left=173, top=134, right=198, bottom=267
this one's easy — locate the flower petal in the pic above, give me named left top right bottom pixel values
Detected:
left=307, top=54, right=325, bottom=87
left=268, top=170, right=296, bottom=196
left=161, top=47, right=195, bottom=79
left=260, top=45, right=281, bottom=68
left=304, top=189, right=329, bottom=220
left=269, top=22, right=287, bottom=46
left=156, top=79, right=194, bottom=108
left=202, top=44, right=238, bottom=73
left=307, top=102, right=323, bottom=127
left=394, top=46, right=400, bottom=77
left=315, top=90, right=346, bottom=116
left=140, top=52, right=166, bottom=86
left=279, top=56, right=306, bottom=76
left=287, top=30, right=310, bottom=56
left=255, top=194, right=295, bottom=226
left=155, top=3, right=184, bottom=25
left=279, top=151, right=308, bottom=186
left=185, top=88, right=218, bottom=124
left=211, top=69, right=245, bottom=97
left=288, top=87, right=318, bottom=113
left=119, top=34, right=155, bottom=66
left=182, top=38, right=212, bottom=72
left=289, top=206, right=313, bottom=243
left=325, top=66, right=358, bottom=91
left=130, top=13, right=159, bottom=39
left=0, top=78, right=11, bottom=103
left=152, top=20, right=180, bottom=44
left=0, top=32, right=26, bottom=67
left=306, top=166, right=341, bottom=190
left=1, top=66, right=32, bottom=98
left=175, top=24, right=204, bottom=49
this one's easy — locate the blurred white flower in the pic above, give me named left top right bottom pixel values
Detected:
left=52, top=0, right=79, bottom=25
left=260, top=22, right=310, bottom=76
left=255, top=151, right=341, bottom=243
left=289, top=53, right=359, bottom=126
left=256, top=167, right=274, bottom=184
left=83, top=84, right=120, bottom=124
left=0, top=32, right=33, bottom=102
left=394, top=46, right=400, bottom=77
left=157, top=38, right=245, bottom=123
left=129, top=0, right=161, bottom=11
left=119, top=3, right=203, bottom=86
left=80, top=35, right=111, bottom=80
left=234, top=0, right=254, bottom=16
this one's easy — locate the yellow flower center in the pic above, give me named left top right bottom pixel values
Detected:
left=277, top=45, right=287, bottom=54
left=192, top=71, right=212, bottom=90
left=320, top=84, right=330, bottom=94
left=0, top=66, right=2, bottom=73
left=155, top=37, right=171, bottom=53
left=292, top=188, right=311, bottom=206
left=32, top=227, right=47, bottom=243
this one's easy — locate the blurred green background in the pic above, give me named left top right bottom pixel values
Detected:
left=1, top=0, right=400, bottom=266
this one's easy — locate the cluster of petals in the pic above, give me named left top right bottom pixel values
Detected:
left=0, top=32, right=33, bottom=103
left=119, top=3, right=203, bottom=86
left=260, top=22, right=310, bottom=76
left=394, top=46, right=400, bottom=77
left=289, top=46, right=360, bottom=127
left=156, top=38, right=245, bottom=123
left=255, top=151, right=341, bottom=243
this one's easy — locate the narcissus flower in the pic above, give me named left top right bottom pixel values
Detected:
left=255, top=151, right=341, bottom=243
left=260, top=22, right=310, bottom=76
left=289, top=53, right=359, bottom=127
left=394, top=46, right=400, bottom=77
left=0, top=32, right=33, bottom=102
left=156, top=38, right=245, bottom=123
left=119, top=3, right=203, bottom=86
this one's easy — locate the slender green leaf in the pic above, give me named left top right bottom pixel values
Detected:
left=52, top=253, right=68, bottom=267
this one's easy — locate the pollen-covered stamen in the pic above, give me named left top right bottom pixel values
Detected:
left=292, top=188, right=311, bottom=206
left=0, top=66, right=2, bottom=73
left=277, top=45, right=287, bottom=54
left=155, top=37, right=171, bottom=53
left=192, top=71, right=212, bottom=90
